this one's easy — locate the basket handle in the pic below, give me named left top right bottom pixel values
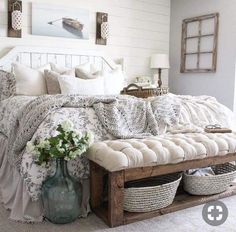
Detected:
left=123, top=84, right=142, bottom=93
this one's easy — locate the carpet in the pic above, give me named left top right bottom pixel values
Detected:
left=1, top=196, right=236, bottom=232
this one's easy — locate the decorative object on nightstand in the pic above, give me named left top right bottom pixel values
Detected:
left=27, top=120, right=94, bottom=224
left=134, top=76, right=152, bottom=87
left=150, top=54, right=170, bottom=88
left=121, top=83, right=169, bottom=98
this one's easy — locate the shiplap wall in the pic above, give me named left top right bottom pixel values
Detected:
left=0, top=0, right=170, bottom=84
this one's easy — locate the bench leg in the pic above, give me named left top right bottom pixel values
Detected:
left=108, top=170, right=125, bottom=227
left=90, top=161, right=104, bottom=209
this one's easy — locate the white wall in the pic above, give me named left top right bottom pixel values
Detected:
left=0, top=0, right=170, bottom=84
left=169, top=0, right=236, bottom=109
left=234, top=64, right=236, bottom=114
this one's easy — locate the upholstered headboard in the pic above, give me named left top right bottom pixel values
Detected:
left=0, top=46, right=122, bottom=72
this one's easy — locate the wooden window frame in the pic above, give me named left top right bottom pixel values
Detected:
left=180, top=13, right=219, bottom=73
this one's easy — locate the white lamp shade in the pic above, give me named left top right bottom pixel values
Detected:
left=150, top=54, right=170, bottom=69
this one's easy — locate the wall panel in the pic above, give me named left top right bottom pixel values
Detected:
left=0, top=0, right=170, bottom=83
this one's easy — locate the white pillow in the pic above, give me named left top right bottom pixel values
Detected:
left=12, top=63, right=51, bottom=96
left=103, top=69, right=126, bottom=95
left=76, top=62, right=91, bottom=73
left=58, top=75, right=104, bottom=95
left=78, top=62, right=99, bottom=73
left=75, top=62, right=100, bottom=79
left=50, top=63, right=75, bottom=75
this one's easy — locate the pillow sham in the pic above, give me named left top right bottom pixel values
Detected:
left=75, top=62, right=100, bottom=79
left=0, top=70, right=16, bottom=101
left=58, top=75, right=104, bottom=95
left=103, top=69, right=126, bottom=95
left=75, top=69, right=99, bottom=79
left=12, top=63, right=51, bottom=96
left=44, top=70, right=75, bottom=95
left=50, top=63, right=75, bottom=75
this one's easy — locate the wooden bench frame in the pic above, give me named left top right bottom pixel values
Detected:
left=90, top=153, right=236, bottom=227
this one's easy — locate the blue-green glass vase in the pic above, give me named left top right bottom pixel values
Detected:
left=42, top=158, right=82, bottom=224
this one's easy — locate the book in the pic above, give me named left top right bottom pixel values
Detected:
left=204, top=128, right=232, bottom=133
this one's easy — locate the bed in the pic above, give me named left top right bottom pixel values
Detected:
left=0, top=46, right=236, bottom=224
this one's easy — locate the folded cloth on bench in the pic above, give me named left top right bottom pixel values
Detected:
left=87, top=132, right=236, bottom=172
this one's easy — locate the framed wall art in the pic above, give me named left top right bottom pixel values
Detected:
left=180, top=13, right=219, bottom=73
left=32, top=3, right=89, bottom=40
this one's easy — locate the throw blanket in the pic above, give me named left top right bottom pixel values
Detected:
left=7, top=94, right=181, bottom=171
left=173, top=94, right=236, bottom=131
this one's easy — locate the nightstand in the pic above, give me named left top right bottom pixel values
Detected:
left=121, top=84, right=169, bottom=98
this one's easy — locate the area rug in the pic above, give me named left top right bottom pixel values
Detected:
left=1, top=196, right=236, bottom=232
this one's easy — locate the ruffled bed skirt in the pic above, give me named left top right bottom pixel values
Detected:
left=0, top=135, right=90, bottom=222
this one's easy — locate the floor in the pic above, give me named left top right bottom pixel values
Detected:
left=1, top=196, right=236, bottom=232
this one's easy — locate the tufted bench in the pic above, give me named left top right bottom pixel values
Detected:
left=87, top=132, right=236, bottom=227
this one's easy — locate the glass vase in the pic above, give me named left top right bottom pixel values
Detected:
left=42, top=158, right=82, bottom=224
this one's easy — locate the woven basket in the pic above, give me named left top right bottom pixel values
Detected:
left=124, top=173, right=182, bottom=212
left=121, top=83, right=169, bottom=98
left=183, top=163, right=236, bottom=196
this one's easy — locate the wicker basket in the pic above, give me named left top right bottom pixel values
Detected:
left=183, top=163, right=236, bottom=196
left=121, top=83, right=169, bottom=98
left=124, top=173, right=182, bottom=212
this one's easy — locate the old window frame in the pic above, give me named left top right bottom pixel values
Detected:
left=180, top=13, right=219, bottom=73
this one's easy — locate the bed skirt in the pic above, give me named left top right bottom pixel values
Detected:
left=0, top=135, right=90, bottom=222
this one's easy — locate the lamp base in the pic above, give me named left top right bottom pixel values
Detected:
left=157, top=68, right=162, bottom=88
left=153, top=69, right=162, bottom=88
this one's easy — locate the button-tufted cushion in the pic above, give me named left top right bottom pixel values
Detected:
left=87, top=132, right=236, bottom=172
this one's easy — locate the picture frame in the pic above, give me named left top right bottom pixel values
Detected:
left=180, top=13, right=219, bottom=73
left=32, top=3, right=89, bottom=40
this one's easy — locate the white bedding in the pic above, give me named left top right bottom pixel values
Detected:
left=175, top=94, right=236, bottom=131
left=0, top=93, right=235, bottom=222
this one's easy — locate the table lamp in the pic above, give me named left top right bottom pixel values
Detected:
left=150, top=54, right=170, bottom=88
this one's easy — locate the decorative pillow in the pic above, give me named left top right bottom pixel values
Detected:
left=75, top=69, right=100, bottom=79
left=12, top=63, right=51, bottom=96
left=76, top=62, right=91, bottom=73
left=44, top=70, right=75, bottom=95
left=50, top=63, right=75, bottom=75
left=0, top=70, right=16, bottom=101
left=58, top=75, right=104, bottom=95
left=75, top=62, right=100, bottom=79
left=103, top=69, right=126, bottom=95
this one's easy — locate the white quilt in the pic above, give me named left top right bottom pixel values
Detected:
left=167, top=94, right=236, bottom=133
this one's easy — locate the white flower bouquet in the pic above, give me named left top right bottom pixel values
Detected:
left=27, top=120, right=94, bottom=166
